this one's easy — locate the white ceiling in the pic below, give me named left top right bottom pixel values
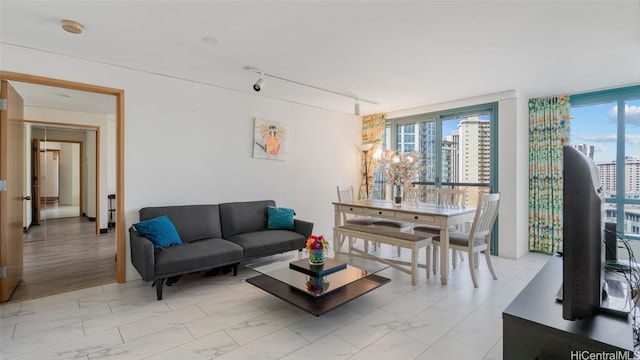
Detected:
left=1, top=1, right=640, bottom=116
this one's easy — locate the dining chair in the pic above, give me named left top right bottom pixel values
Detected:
left=421, top=193, right=500, bottom=288
left=435, top=188, right=466, bottom=207
left=403, top=185, right=419, bottom=204
left=413, top=188, right=467, bottom=265
left=336, top=185, right=377, bottom=251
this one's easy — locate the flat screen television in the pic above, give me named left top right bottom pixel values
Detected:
left=562, top=145, right=605, bottom=321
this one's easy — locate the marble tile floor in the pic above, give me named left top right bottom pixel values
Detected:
left=0, top=246, right=551, bottom=360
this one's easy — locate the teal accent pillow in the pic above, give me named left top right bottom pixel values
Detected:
left=134, top=215, right=182, bottom=251
left=267, top=206, right=295, bottom=230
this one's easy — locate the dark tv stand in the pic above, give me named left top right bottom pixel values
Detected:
left=503, top=255, right=634, bottom=358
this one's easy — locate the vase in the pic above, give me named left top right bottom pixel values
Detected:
left=393, top=184, right=403, bottom=206
left=308, top=249, right=325, bottom=265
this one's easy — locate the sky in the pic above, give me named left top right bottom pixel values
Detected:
left=406, top=105, right=640, bottom=164
left=571, top=100, right=640, bottom=163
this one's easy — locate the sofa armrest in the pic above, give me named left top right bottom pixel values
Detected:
left=129, top=227, right=156, bottom=281
left=294, top=219, right=314, bottom=238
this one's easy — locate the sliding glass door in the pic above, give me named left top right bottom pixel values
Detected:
left=374, top=103, right=499, bottom=253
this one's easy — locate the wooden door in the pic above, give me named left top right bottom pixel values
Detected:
left=0, top=80, right=25, bottom=302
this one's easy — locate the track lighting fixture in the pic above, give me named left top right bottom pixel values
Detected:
left=244, top=66, right=376, bottom=115
left=253, top=73, right=265, bottom=92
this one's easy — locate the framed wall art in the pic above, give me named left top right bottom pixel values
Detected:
left=253, top=118, right=287, bottom=160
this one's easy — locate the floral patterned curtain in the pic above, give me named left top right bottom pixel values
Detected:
left=360, top=114, right=386, bottom=199
left=528, top=95, right=570, bottom=253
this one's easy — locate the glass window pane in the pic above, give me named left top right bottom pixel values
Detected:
left=374, top=106, right=494, bottom=207
left=441, top=113, right=491, bottom=206
left=625, top=99, right=640, bottom=237
left=571, top=102, right=617, bottom=185
left=571, top=102, right=618, bottom=227
left=624, top=204, right=640, bottom=235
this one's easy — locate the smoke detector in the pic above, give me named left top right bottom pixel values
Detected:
left=61, top=19, right=83, bottom=34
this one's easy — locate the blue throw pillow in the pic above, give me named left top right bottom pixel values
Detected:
left=134, top=215, right=182, bottom=251
left=267, top=206, right=295, bottom=230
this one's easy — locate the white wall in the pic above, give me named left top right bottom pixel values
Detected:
left=386, top=90, right=527, bottom=259
left=2, top=43, right=362, bottom=281
left=40, top=150, right=59, bottom=198
left=59, top=142, right=80, bottom=206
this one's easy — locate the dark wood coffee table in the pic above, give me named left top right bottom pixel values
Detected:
left=246, top=254, right=390, bottom=316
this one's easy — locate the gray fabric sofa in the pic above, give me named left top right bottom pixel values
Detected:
left=129, top=200, right=313, bottom=300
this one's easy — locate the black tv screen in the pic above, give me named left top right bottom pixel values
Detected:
left=562, top=145, right=605, bottom=321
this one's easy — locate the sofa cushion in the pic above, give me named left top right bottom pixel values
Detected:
left=133, top=215, right=182, bottom=251
left=219, top=200, right=275, bottom=238
left=266, top=206, right=295, bottom=230
left=154, top=238, right=243, bottom=278
left=226, top=230, right=306, bottom=258
left=139, top=205, right=222, bottom=243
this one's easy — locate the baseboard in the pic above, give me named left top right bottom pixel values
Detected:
left=23, top=222, right=36, bottom=234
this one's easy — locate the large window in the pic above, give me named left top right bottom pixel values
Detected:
left=373, top=103, right=498, bottom=205
left=570, top=86, right=640, bottom=241
left=372, top=103, right=499, bottom=252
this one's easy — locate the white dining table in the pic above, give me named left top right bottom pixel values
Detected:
left=333, top=199, right=476, bottom=285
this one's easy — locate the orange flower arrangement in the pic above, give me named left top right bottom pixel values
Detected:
left=306, top=235, right=329, bottom=265
left=306, top=235, right=329, bottom=252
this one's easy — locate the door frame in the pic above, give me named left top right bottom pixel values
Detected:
left=0, top=71, right=126, bottom=283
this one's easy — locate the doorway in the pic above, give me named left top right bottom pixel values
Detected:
left=0, top=71, right=125, bottom=302
left=38, top=140, right=83, bottom=221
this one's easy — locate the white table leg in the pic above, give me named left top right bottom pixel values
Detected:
left=440, top=227, right=449, bottom=285
left=333, top=206, right=341, bottom=252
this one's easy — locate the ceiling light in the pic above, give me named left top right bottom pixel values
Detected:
left=61, top=19, right=83, bottom=34
left=253, top=73, right=265, bottom=92
left=244, top=66, right=377, bottom=115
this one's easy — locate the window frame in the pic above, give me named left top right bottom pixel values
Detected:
left=570, top=85, right=640, bottom=241
left=384, top=102, right=500, bottom=254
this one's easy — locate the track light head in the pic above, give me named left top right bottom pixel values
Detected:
left=355, top=100, right=361, bottom=116
left=253, top=73, right=265, bottom=92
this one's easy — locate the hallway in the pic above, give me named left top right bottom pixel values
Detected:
left=9, top=217, right=116, bottom=302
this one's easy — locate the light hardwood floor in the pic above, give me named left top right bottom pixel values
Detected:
left=9, top=217, right=116, bottom=302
